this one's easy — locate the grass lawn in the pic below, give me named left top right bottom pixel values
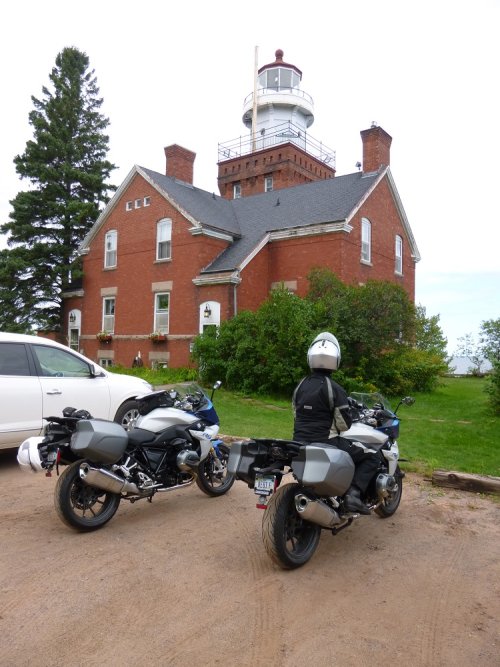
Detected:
left=213, top=376, right=499, bottom=478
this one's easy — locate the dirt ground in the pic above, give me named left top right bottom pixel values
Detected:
left=0, top=447, right=499, bottom=667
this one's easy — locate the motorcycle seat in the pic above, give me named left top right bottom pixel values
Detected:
left=127, top=428, right=157, bottom=445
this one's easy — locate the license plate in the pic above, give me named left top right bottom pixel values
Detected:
left=254, top=474, right=275, bottom=496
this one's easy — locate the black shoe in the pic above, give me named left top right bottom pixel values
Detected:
left=344, top=487, right=371, bottom=515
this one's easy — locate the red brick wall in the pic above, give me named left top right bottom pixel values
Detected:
left=76, top=174, right=230, bottom=366
left=68, top=171, right=415, bottom=368
left=217, top=143, right=335, bottom=199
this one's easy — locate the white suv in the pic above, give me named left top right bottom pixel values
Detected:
left=0, top=333, right=152, bottom=450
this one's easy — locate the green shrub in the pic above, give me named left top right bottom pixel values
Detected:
left=484, top=360, right=500, bottom=415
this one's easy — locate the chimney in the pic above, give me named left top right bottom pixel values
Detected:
left=360, top=124, right=392, bottom=173
left=164, top=144, right=196, bottom=184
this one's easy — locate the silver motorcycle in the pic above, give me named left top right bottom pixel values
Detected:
left=227, top=392, right=414, bottom=569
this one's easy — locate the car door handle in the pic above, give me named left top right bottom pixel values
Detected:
left=46, top=389, right=62, bottom=395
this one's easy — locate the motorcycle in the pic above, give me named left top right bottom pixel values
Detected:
left=17, top=381, right=234, bottom=531
left=227, top=392, right=414, bottom=569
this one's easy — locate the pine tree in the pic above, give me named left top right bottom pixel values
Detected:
left=0, top=47, right=116, bottom=332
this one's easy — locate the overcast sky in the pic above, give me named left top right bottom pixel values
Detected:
left=1, top=0, right=498, bottom=354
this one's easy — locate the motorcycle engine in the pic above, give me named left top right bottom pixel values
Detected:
left=375, top=473, right=397, bottom=499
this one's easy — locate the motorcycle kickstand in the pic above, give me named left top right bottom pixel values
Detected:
left=331, top=517, right=353, bottom=535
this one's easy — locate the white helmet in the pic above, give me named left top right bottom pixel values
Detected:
left=307, top=332, right=341, bottom=371
left=17, top=437, right=45, bottom=473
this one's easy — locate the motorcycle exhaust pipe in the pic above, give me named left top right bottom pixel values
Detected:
left=79, top=463, right=140, bottom=495
left=295, top=494, right=342, bottom=529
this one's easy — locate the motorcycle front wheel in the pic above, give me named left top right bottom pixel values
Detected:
left=375, top=466, right=404, bottom=518
left=196, top=444, right=235, bottom=496
left=262, top=483, right=321, bottom=569
left=54, top=460, right=121, bottom=531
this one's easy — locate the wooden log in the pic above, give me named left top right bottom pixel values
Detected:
left=432, top=470, right=500, bottom=495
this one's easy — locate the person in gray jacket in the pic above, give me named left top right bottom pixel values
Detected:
left=292, top=332, right=379, bottom=515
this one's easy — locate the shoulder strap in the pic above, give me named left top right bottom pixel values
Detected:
left=325, top=376, right=334, bottom=411
left=292, top=377, right=307, bottom=408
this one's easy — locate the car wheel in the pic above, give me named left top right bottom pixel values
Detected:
left=114, top=400, right=139, bottom=431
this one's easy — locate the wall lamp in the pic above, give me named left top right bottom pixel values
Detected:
left=203, top=304, right=212, bottom=318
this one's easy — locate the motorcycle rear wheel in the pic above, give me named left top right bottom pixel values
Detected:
left=54, top=460, right=121, bottom=531
left=375, top=467, right=403, bottom=518
left=262, top=483, right=321, bottom=569
left=196, top=444, right=235, bottom=496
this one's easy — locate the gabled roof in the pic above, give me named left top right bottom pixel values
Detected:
left=79, top=164, right=420, bottom=271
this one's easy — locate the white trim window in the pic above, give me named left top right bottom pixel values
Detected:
left=143, top=196, right=151, bottom=207
left=135, top=198, right=142, bottom=209
left=156, top=219, right=172, bottom=260
left=154, top=293, right=170, bottom=333
left=104, top=230, right=117, bottom=268
left=361, top=218, right=371, bottom=264
left=125, top=201, right=133, bottom=211
left=102, top=297, right=115, bottom=333
left=395, top=235, right=403, bottom=275
left=233, top=183, right=241, bottom=199
left=265, top=176, right=273, bottom=192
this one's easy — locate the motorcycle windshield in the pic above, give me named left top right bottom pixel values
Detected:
left=350, top=392, right=393, bottom=412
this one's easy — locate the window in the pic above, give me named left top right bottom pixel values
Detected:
left=125, top=201, right=133, bottom=211
left=395, top=235, right=403, bottom=274
left=135, top=198, right=142, bottom=209
left=233, top=183, right=241, bottom=199
left=265, top=176, right=273, bottom=192
left=0, top=343, right=31, bottom=375
left=100, top=359, right=113, bottom=368
left=102, top=297, right=115, bottom=333
left=144, top=196, right=151, bottom=207
left=157, top=219, right=172, bottom=260
left=33, top=345, right=91, bottom=378
left=361, top=218, right=371, bottom=263
left=69, top=328, right=79, bottom=352
left=154, top=293, right=170, bottom=333
left=104, top=230, right=117, bottom=268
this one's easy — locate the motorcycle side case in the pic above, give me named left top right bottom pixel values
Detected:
left=227, top=440, right=274, bottom=484
left=293, top=444, right=355, bottom=495
left=70, top=420, right=128, bottom=464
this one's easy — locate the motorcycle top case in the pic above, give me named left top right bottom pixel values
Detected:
left=70, top=419, right=128, bottom=464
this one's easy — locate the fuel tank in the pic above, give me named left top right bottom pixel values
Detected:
left=135, top=407, right=200, bottom=434
left=341, top=422, right=388, bottom=445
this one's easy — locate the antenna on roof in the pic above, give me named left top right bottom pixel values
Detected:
left=276, top=197, right=280, bottom=206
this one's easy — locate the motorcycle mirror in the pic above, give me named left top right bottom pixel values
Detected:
left=210, top=380, right=222, bottom=401
left=402, top=396, right=415, bottom=406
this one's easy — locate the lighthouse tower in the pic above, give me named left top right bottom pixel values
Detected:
left=217, top=49, right=336, bottom=200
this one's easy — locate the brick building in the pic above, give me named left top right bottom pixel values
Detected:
left=62, top=49, right=420, bottom=368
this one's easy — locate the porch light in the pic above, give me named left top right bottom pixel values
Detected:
left=204, top=304, right=212, bottom=318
